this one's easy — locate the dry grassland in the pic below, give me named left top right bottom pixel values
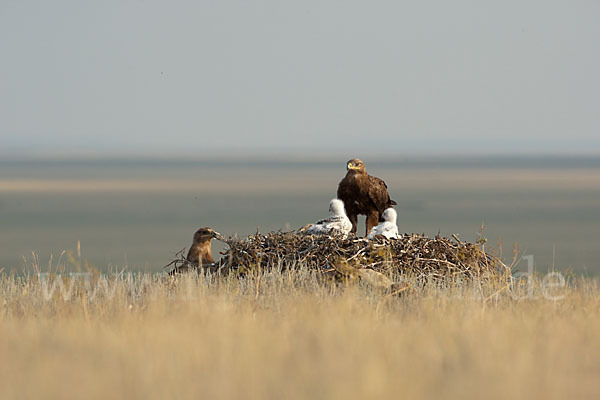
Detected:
left=0, top=269, right=599, bottom=400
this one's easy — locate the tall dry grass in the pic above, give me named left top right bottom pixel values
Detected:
left=0, top=268, right=599, bottom=400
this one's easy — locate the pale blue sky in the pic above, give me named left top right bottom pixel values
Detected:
left=1, top=0, right=599, bottom=157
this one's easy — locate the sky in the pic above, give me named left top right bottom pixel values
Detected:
left=1, top=0, right=599, bottom=157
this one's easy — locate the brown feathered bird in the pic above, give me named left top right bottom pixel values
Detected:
left=337, top=158, right=397, bottom=236
left=170, top=227, right=223, bottom=274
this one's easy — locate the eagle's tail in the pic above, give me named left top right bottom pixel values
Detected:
left=389, top=199, right=397, bottom=206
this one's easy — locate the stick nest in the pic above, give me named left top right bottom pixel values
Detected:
left=213, top=231, right=504, bottom=281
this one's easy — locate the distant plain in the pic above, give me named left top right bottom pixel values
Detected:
left=1, top=157, right=599, bottom=274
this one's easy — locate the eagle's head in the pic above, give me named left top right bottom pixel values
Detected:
left=329, top=198, right=346, bottom=216
left=382, top=208, right=397, bottom=224
left=192, top=227, right=224, bottom=244
left=346, top=158, right=366, bottom=173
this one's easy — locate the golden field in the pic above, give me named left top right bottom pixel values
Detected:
left=1, top=269, right=599, bottom=400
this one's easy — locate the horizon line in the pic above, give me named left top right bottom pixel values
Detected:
left=3, top=150, right=600, bottom=163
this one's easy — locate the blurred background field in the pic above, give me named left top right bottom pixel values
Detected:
left=1, top=156, right=599, bottom=275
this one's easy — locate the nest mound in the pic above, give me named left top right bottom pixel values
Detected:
left=217, top=231, right=504, bottom=280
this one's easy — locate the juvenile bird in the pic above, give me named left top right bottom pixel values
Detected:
left=305, top=199, right=353, bottom=238
left=367, top=208, right=399, bottom=240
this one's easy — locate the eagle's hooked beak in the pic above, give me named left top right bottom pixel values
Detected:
left=211, top=230, right=225, bottom=241
left=347, top=162, right=361, bottom=171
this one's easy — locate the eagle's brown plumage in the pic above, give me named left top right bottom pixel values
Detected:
left=337, top=158, right=397, bottom=236
left=171, top=227, right=223, bottom=274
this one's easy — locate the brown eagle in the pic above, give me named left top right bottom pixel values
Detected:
left=170, top=227, right=223, bottom=274
left=337, top=158, right=397, bottom=236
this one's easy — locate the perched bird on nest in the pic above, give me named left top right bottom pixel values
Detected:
left=169, top=227, right=224, bottom=274
left=302, top=199, right=353, bottom=238
left=337, top=158, right=397, bottom=236
left=367, top=208, right=399, bottom=240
